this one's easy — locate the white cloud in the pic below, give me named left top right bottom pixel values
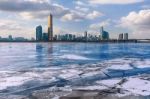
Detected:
left=61, top=10, right=103, bottom=22
left=89, top=19, right=110, bottom=30
left=87, top=11, right=103, bottom=20
left=119, top=9, right=150, bottom=39
left=61, top=11, right=85, bottom=22
left=0, top=0, right=70, bottom=20
left=0, top=19, right=34, bottom=38
left=75, top=1, right=85, bottom=6
left=75, top=6, right=89, bottom=12
left=0, top=0, right=103, bottom=22
left=88, top=0, right=144, bottom=4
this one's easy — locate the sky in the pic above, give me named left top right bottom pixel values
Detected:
left=0, top=0, right=150, bottom=39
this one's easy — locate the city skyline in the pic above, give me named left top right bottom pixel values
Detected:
left=0, top=0, right=149, bottom=39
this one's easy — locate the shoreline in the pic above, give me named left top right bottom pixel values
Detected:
left=0, top=40, right=150, bottom=43
left=0, top=40, right=138, bottom=43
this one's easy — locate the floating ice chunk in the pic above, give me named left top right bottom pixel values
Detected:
left=96, top=79, right=121, bottom=87
left=137, top=65, right=150, bottom=68
left=0, top=76, right=32, bottom=90
left=121, top=78, right=150, bottom=96
left=59, top=69, right=82, bottom=79
left=81, top=71, right=104, bottom=78
left=58, top=54, right=91, bottom=60
left=107, top=64, right=133, bottom=70
left=73, top=85, right=108, bottom=91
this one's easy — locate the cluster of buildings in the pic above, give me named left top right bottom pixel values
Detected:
left=118, top=33, right=128, bottom=40
left=0, top=14, right=129, bottom=42
left=36, top=14, right=53, bottom=41
left=0, top=35, right=32, bottom=42
left=36, top=14, right=111, bottom=42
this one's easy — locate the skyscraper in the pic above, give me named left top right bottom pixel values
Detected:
left=100, top=26, right=109, bottom=40
left=36, top=25, right=42, bottom=41
left=100, top=26, right=104, bottom=35
left=43, top=33, right=48, bottom=41
left=48, top=14, right=53, bottom=41
left=118, top=33, right=123, bottom=40
left=84, top=31, right=88, bottom=42
left=124, top=33, right=128, bottom=40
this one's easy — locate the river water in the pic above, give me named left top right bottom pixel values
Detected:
left=0, top=42, right=150, bottom=96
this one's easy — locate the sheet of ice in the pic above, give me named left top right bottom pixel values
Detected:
left=0, top=69, right=58, bottom=91
left=96, top=79, right=121, bottom=87
left=81, top=71, right=104, bottom=78
left=58, top=54, right=91, bottom=60
left=59, top=69, right=82, bottom=79
left=107, top=64, right=133, bottom=70
left=137, top=65, right=150, bottom=68
left=73, top=85, right=108, bottom=91
left=0, top=76, right=32, bottom=90
left=106, top=58, right=133, bottom=64
left=135, top=60, right=150, bottom=68
left=121, top=78, right=150, bottom=96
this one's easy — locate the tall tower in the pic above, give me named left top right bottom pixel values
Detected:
left=36, top=25, right=42, bottom=41
left=84, top=31, right=88, bottom=42
left=48, top=14, right=53, bottom=41
left=100, top=26, right=104, bottom=40
left=100, top=26, right=104, bottom=35
left=124, top=33, right=128, bottom=40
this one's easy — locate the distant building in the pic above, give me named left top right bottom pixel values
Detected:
left=36, top=25, right=42, bottom=41
left=124, top=33, right=128, bottom=40
left=31, top=38, right=35, bottom=41
left=84, top=31, right=88, bottom=41
left=118, top=33, right=123, bottom=40
left=8, top=35, right=13, bottom=41
left=100, top=27, right=109, bottom=40
left=48, top=14, right=53, bottom=41
left=43, top=33, right=48, bottom=41
left=54, top=35, right=57, bottom=41
left=14, top=37, right=27, bottom=41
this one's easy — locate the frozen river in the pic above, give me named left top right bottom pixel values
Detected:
left=0, top=42, right=150, bottom=97
left=0, top=42, right=150, bottom=70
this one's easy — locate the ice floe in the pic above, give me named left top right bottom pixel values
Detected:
left=96, top=79, right=121, bottom=87
left=73, top=85, right=108, bottom=91
left=121, top=78, right=150, bottom=96
left=107, top=64, right=133, bottom=70
left=0, top=58, right=150, bottom=97
left=58, top=54, right=91, bottom=60
left=0, top=76, right=32, bottom=90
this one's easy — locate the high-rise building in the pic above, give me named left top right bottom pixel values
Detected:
left=100, top=26, right=109, bottom=40
left=100, top=26, right=104, bottom=35
left=124, top=33, right=128, bottom=40
left=43, top=33, right=48, bottom=41
left=48, top=14, right=53, bottom=41
left=8, top=35, right=13, bottom=41
left=36, top=25, right=42, bottom=41
left=84, top=31, right=88, bottom=41
left=118, top=33, right=123, bottom=40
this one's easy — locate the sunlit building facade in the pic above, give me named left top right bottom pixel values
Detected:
left=48, top=14, right=53, bottom=41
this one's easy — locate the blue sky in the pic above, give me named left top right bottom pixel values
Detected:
left=0, top=0, right=150, bottom=39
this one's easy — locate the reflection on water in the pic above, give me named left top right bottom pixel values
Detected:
left=0, top=42, right=150, bottom=70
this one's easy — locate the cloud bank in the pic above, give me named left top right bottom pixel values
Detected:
left=119, top=9, right=150, bottom=39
